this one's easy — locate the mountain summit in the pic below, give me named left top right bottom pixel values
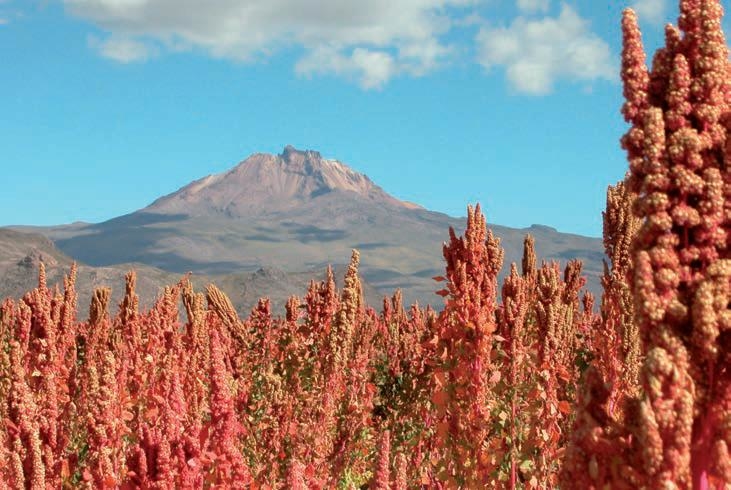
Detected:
left=146, top=145, right=420, bottom=217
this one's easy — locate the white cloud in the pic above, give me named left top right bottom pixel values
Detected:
left=295, top=46, right=397, bottom=89
left=64, top=0, right=475, bottom=88
left=476, top=3, right=616, bottom=95
left=630, top=0, right=666, bottom=24
left=453, top=12, right=486, bottom=26
left=294, top=39, right=452, bottom=89
left=517, top=0, right=550, bottom=14
left=88, top=34, right=154, bottom=63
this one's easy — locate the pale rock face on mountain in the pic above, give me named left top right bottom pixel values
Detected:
left=147, top=145, right=421, bottom=217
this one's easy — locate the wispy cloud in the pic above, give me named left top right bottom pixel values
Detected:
left=475, top=3, right=616, bottom=95
left=63, top=0, right=619, bottom=93
left=516, top=0, right=550, bottom=14
left=630, top=0, right=667, bottom=24
left=64, top=0, right=476, bottom=88
left=88, top=35, right=155, bottom=63
left=295, top=46, right=397, bottom=90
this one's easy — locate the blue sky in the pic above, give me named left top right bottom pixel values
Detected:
left=1, top=0, right=728, bottom=237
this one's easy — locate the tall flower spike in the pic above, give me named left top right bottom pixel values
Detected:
left=648, top=24, right=683, bottom=107
left=37, top=262, right=47, bottom=293
left=180, top=275, right=204, bottom=332
left=609, top=1, right=731, bottom=487
left=286, top=459, right=307, bottom=490
left=691, top=0, right=730, bottom=148
left=208, top=326, right=250, bottom=484
left=604, top=181, right=640, bottom=279
left=522, top=234, right=537, bottom=279
left=433, top=203, right=503, bottom=486
left=500, top=263, right=528, bottom=489
left=206, top=284, right=244, bottom=343
left=206, top=284, right=239, bottom=328
left=371, top=430, right=391, bottom=490
left=88, top=287, right=110, bottom=327
left=665, top=54, right=692, bottom=131
left=118, top=271, right=138, bottom=326
left=621, top=8, right=650, bottom=126
left=339, top=250, right=363, bottom=328
left=393, top=452, right=408, bottom=490
left=601, top=181, right=642, bottom=400
left=331, top=250, right=362, bottom=366
left=285, top=295, right=300, bottom=323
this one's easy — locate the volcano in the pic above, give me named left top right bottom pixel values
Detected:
left=4, top=146, right=605, bottom=309
left=147, top=145, right=422, bottom=217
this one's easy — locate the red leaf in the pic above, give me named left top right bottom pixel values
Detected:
left=423, top=335, right=439, bottom=349
left=366, top=382, right=377, bottom=396
left=432, top=275, right=446, bottom=282
left=199, top=423, right=211, bottom=447
left=436, top=421, right=450, bottom=441
left=435, top=289, right=450, bottom=297
left=558, top=400, right=572, bottom=415
left=556, top=365, right=571, bottom=382
left=431, top=389, right=448, bottom=408
left=4, top=418, right=18, bottom=435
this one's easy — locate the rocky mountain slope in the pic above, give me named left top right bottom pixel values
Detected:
left=4, top=146, right=605, bottom=310
left=0, top=228, right=382, bottom=316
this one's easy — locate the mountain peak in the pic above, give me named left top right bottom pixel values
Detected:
left=145, top=146, right=420, bottom=217
left=281, top=144, right=321, bottom=162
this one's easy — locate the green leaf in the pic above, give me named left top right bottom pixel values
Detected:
left=519, top=459, right=534, bottom=473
